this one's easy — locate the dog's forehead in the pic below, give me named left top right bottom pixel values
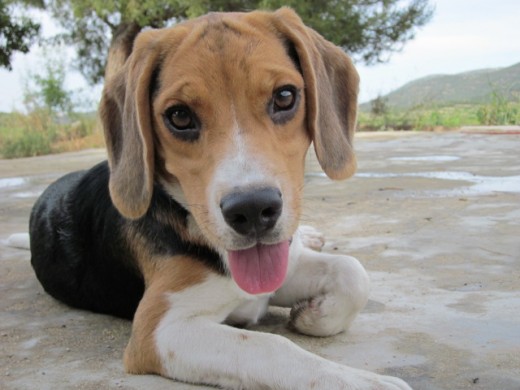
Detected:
left=184, top=11, right=277, bottom=50
left=157, top=13, right=296, bottom=86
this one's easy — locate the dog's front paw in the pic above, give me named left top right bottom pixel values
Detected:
left=289, top=255, right=369, bottom=337
left=315, top=365, right=413, bottom=390
left=290, top=294, right=347, bottom=337
left=298, top=225, right=325, bottom=251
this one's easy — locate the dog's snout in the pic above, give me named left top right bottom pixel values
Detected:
left=220, top=188, right=282, bottom=237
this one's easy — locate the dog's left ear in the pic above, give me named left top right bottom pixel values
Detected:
left=271, top=8, right=360, bottom=180
left=99, top=30, right=163, bottom=219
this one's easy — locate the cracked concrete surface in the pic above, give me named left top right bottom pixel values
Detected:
left=1, top=131, right=519, bottom=389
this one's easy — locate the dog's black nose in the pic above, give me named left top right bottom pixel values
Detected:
left=220, top=187, right=282, bottom=237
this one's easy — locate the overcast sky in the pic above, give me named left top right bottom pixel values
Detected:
left=1, top=0, right=519, bottom=112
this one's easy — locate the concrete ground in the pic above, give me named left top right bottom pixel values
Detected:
left=1, top=130, right=519, bottom=390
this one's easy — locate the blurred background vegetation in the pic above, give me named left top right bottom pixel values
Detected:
left=0, top=47, right=102, bottom=158
left=1, top=0, right=434, bottom=158
left=358, top=62, right=520, bottom=131
left=0, top=0, right=518, bottom=159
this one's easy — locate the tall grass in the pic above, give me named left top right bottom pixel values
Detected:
left=0, top=110, right=101, bottom=159
left=0, top=46, right=105, bottom=159
left=360, top=87, right=520, bottom=131
left=358, top=101, right=520, bottom=131
left=476, top=92, right=519, bottom=125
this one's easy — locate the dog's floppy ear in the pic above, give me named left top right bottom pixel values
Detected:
left=272, top=8, right=360, bottom=180
left=99, top=30, right=163, bottom=219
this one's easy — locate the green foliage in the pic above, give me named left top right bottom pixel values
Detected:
left=0, top=109, right=57, bottom=158
left=260, top=0, right=433, bottom=64
left=370, top=94, right=388, bottom=116
left=0, top=51, right=100, bottom=158
left=476, top=92, right=519, bottom=126
left=0, top=109, right=99, bottom=158
left=368, top=94, right=391, bottom=129
left=0, top=0, right=41, bottom=69
left=360, top=63, right=520, bottom=130
left=23, top=53, right=73, bottom=114
left=1, top=131, right=52, bottom=158
left=1, top=127, right=53, bottom=158
left=357, top=103, right=511, bottom=131
left=44, top=0, right=433, bottom=84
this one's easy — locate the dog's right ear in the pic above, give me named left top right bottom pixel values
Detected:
left=99, top=30, right=163, bottom=220
left=270, top=8, right=360, bottom=180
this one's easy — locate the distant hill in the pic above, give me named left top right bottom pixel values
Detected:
left=362, top=62, right=520, bottom=110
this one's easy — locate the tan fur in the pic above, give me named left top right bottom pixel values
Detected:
left=151, top=18, right=310, bottom=247
left=98, top=7, right=361, bottom=381
left=99, top=7, right=358, bottom=221
left=99, top=30, right=166, bottom=219
left=269, top=8, right=359, bottom=179
left=124, top=256, right=209, bottom=374
left=104, top=24, right=141, bottom=82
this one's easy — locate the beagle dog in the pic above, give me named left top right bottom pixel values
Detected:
left=29, top=8, right=411, bottom=390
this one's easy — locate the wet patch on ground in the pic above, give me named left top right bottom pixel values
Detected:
left=1, top=132, right=519, bottom=389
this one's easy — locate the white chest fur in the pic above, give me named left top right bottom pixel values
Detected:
left=225, top=295, right=270, bottom=326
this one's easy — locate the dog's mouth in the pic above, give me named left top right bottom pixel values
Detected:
left=227, top=240, right=290, bottom=295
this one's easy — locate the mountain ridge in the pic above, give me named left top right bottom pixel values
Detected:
left=362, top=62, right=520, bottom=110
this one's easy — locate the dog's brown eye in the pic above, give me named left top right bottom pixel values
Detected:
left=273, top=87, right=296, bottom=111
left=269, top=85, right=299, bottom=125
left=165, top=106, right=194, bottom=130
left=163, top=105, right=200, bottom=141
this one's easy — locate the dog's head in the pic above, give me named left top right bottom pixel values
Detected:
left=100, top=8, right=359, bottom=293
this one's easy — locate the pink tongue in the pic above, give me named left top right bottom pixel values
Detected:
left=228, top=241, right=289, bottom=294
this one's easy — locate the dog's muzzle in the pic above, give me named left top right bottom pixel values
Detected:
left=220, top=187, right=282, bottom=238
left=220, top=187, right=290, bottom=295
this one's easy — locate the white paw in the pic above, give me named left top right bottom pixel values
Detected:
left=298, top=225, right=325, bottom=251
left=290, top=294, right=352, bottom=337
left=290, top=255, right=369, bottom=337
left=315, top=364, right=413, bottom=390
left=368, top=374, right=412, bottom=390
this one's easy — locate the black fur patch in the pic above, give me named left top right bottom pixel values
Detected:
left=29, top=161, right=223, bottom=319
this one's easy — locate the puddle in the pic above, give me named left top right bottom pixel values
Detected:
left=22, top=337, right=42, bottom=349
left=0, top=177, right=27, bottom=188
left=309, top=171, right=482, bottom=181
left=389, top=156, right=460, bottom=162
left=306, top=170, right=520, bottom=196
left=357, top=171, right=473, bottom=181
left=358, top=171, right=520, bottom=196
left=0, top=174, right=61, bottom=200
left=14, top=190, right=44, bottom=198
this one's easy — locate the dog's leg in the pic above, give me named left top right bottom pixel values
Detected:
left=125, top=257, right=409, bottom=389
left=298, top=225, right=325, bottom=251
left=272, top=232, right=370, bottom=337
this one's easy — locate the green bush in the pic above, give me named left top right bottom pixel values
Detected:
left=0, top=110, right=99, bottom=158
left=1, top=130, right=52, bottom=158
left=357, top=103, right=498, bottom=131
left=0, top=47, right=101, bottom=159
left=476, top=92, right=519, bottom=125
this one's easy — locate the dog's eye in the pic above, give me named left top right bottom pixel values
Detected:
left=163, top=105, right=200, bottom=141
left=269, top=85, right=299, bottom=124
left=273, top=86, right=296, bottom=112
left=164, top=105, right=195, bottom=131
